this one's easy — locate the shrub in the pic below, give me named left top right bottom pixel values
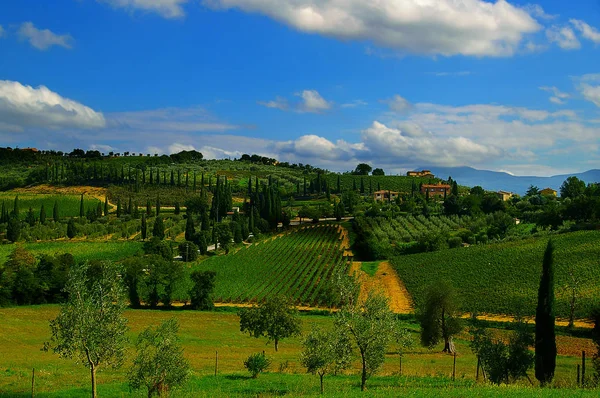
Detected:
left=178, top=241, right=198, bottom=262
left=448, top=236, right=463, bottom=249
left=244, top=352, right=271, bottom=378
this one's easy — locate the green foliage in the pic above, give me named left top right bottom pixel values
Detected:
left=189, top=270, right=216, bottom=310
left=178, top=241, right=198, bottom=262
left=300, top=327, right=352, bottom=393
left=6, top=215, right=21, bottom=242
left=392, top=230, right=600, bottom=318
left=535, top=240, right=557, bottom=386
left=244, top=352, right=271, bottom=378
left=239, top=295, right=302, bottom=351
left=152, top=216, right=165, bottom=240
left=560, top=176, right=586, bottom=199
left=419, top=282, right=462, bottom=353
left=470, top=318, right=534, bottom=385
left=143, top=238, right=173, bottom=261
left=66, top=218, right=77, bottom=239
left=44, top=261, right=128, bottom=398
left=334, top=288, right=397, bottom=391
left=195, top=225, right=346, bottom=306
left=128, top=318, right=190, bottom=397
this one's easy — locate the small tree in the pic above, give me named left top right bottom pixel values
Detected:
left=153, top=217, right=165, bottom=240
left=129, top=318, right=190, bottom=397
left=300, top=327, right=352, bottom=394
left=419, top=282, right=462, bottom=353
left=44, top=261, right=128, bottom=398
left=67, top=218, right=77, bottom=239
left=178, top=241, right=198, bottom=262
left=535, top=240, right=557, bottom=386
left=6, top=215, right=21, bottom=242
left=394, top=326, right=415, bottom=375
left=53, top=200, right=60, bottom=222
left=104, top=197, right=109, bottom=216
left=184, top=214, right=195, bottom=241
left=79, top=194, right=85, bottom=218
left=334, top=289, right=396, bottom=391
left=239, top=296, right=301, bottom=351
left=40, top=203, right=46, bottom=224
left=244, top=352, right=271, bottom=378
left=189, top=270, right=216, bottom=310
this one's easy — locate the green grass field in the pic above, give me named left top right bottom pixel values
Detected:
left=0, top=193, right=101, bottom=220
left=392, top=230, right=600, bottom=318
left=0, top=241, right=143, bottom=264
left=0, top=307, right=595, bottom=397
left=194, top=225, right=347, bottom=306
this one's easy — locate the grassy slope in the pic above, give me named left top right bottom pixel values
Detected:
left=0, top=307, right=594, bottom=397
left=0, top=241, right=143, bottom=264
left=392, top=230, right=600, bottom=318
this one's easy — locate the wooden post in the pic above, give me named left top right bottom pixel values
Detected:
left=31, top=368, right=35, bottom=398
left=577, top=364, right=580, bottom=386
left=452, top=351, right=456, bottom=381
left=215, top=351, right=218, bottom=377
left=476, top=356, right=480, bottom=381
left=582, top=350, right=586, bottom=386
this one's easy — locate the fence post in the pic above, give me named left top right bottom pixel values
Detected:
left=452, top=351, right=456, bottom=381
left=215, top=351, right=218, bottom=377
left=582, top=350, right=586, bottom=386
left=31, top=368, right=35, bottom=398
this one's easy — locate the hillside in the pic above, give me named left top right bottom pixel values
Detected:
left=391, top=230, right=600, bottom=319
left=423, top=166, right=600, bottom=195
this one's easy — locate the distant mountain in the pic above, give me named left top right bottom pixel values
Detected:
left=419, top=166, right=600, bottom=195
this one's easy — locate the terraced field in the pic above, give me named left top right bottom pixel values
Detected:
left=195, top=225, right=347, bottom=306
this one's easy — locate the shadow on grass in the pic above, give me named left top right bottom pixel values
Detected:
left=223, top=374, right=252, bottom=381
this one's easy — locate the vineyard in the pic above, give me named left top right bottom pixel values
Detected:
left=355, top=214, right=472, bottom=244
left=324, top=174, right=438, bottom=194
left=391, top=230, right=600, bottom=318
left=195, top=225, right=347, bottom=306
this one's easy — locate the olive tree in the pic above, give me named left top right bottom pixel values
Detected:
left=300, top=327, right=352, bottom=394
left=44, top=261, right=128, bottom=398
left=239, top=295, right=301, bottom=351
left=129, top=318, right=190, bottom=397
left=419, top=282, right=462, bottom=353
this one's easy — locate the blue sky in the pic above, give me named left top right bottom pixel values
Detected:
left=1, top=0, right=600, bottom=176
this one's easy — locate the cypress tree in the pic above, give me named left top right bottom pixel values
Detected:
left=1, top=201, right=6, bottom=223
left=40, top=203, right=46, bottom=224
left=156, top=196, right=161, bottom=216
left=452, top=181, right=459, bottom=196
left=303, top=176, right=307, bottom=196
left=66, top=218, right=77, bottom=239
left=146, top=200, right=152, bottom=216
left=149, top=168, right=154, bottom=184
left=133, top=201, right=140, bottom=218
left=7, top=215, right=21, bottom=242
left=53, top=201, right=59, bottom=222
left=360, top=178, right=365, bottom=194
left=116, top=198, right=122, bottom=217
left=535, top=240, right=557, bottom=386
left=353, top=179, right=357, bottom=192
left=248, top=177, right=252, bottom=196
left=201, top=208, right=210, bottom=232
left=96, top=202, right=103, bottom=219
left=153, top=216, right=165, bottom=240
left=248, top=206, right=254, bottom=233
left=185, top=213, right=195, bottom=241
left=26, top=207, right=36, bottom=226
left=13, top=195, right=19, bottom=218
left=128, top=197, right=133, bottom=215
left=174, top=202, right=181, bottom=215
left=141, top=213, right=147, bottom=240
left=104, top=197, right=109, bottom=216
left=193, top=172, right=196, bottom=192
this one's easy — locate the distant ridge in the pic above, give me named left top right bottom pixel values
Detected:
left=418, top=166, right=600, bottom=195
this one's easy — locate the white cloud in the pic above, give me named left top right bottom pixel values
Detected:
left=17, top=22, right=74, bottom=50
left=521, top=4, right=557, bottom=20
left=546, top=25, right=580, bottom=50
left=427, top=71, right=472, bottom=77
left=89, top=144, right=117, bottom=153
left=297, top=90, right=331, bottom=113
left=108, top=106, right=239, bottom=132
left=0, top=80, right=105, bottom=130
left=204, top=0, right=540, bottom=57
left=579, top=84, right=600, bottom=107
left=258, top=96, right=289, bottom=111
left=98, top=0, right=188, bottom=18
left=341, top=100, right=367, bottom=108
left=539, top=86, right=570, bottom=105
left=570, top=19, right=600, bottom=44
left=381, top=94, right=412, bottom=113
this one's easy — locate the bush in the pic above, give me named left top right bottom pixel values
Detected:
left=178, top=241, right=198, bottom=262
left=244, top=352, right=271, bottom=378
left=448, top=236, right=463, bottom=249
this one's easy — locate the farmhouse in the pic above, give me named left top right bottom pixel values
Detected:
left=373, top=190, right=399, bottom=202
left=496, top=190, right=514, bottom=201
left=406, top=170, right=434, bottom=178
left=540, top=187, right=557, bottom=196
left=421, top=183, right=451, bottom=197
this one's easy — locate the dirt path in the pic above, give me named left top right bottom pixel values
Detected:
left=353, top=261, right=413, bottom=314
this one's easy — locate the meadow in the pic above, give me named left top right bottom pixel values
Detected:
left=0, top=241, right=143, bottom=264
left=0, top=193, right=101, bottom=220
left=0, top=307, right=596, bottom=397
left=392, top=230, right=600, bottom=318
